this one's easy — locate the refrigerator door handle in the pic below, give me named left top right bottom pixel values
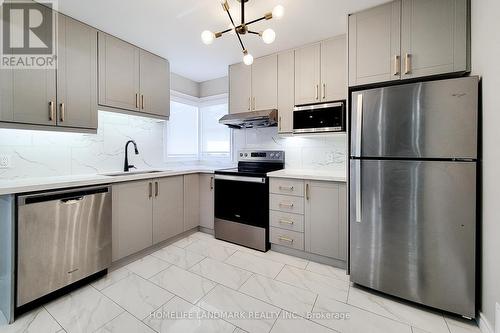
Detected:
left=355, top=94, right=363, bottom=157
left=355, top=160, right=362, bottom=223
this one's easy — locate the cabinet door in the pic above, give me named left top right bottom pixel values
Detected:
left=98, top=32, right=140, bottom=111
left=57, top=14, right=97, bottom=129
left=112, top=180, right=153, bottom=261
left=251, top=54, right=277, bottom=111
left=305, top=181, right=346, bottom=260
left=277, top=50, right=294, bottom=134
left=153, top=176, right=184, bottom=244
left=183, top=174, right=200, bottom=231
left=321, top=36, right=347, bottom=102
left=348, top=1, right=401, bottom=86
left=229, top=62, right=252, bottom=114
left=199, top=174, right=215, bottom=230
left=401, top=0, right=469, bottom=79
left=139, top=50, right=170, bottom=117
left=295, top=43, right=321, bottom=105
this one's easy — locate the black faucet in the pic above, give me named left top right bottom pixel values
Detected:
left=124, top=140, right=139, bottom=172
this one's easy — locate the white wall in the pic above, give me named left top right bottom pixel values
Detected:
left=471, top=0, right=500, bottom=331
left=170, top=73, right=200, bottom=97
left=200, top=77, right=229, bottom=98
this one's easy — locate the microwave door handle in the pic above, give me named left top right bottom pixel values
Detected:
left=355, top=94, right=363, bottom=157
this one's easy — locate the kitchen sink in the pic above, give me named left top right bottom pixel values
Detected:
left=101, top=170, right=167, bottom=177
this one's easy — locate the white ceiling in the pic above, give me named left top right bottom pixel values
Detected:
left=54, top=0, right=389, bottom=82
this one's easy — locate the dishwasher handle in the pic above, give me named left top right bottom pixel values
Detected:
left=18, top=185, right=110, bottom=206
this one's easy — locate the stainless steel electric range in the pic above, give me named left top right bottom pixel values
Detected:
left=214, top=150, right=285, bottom=251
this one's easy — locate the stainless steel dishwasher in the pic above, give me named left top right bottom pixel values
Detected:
left=17, top=185, right=112, bottom=307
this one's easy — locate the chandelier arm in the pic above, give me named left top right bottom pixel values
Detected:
left=241, top=0, right=245, bottom=25
left=225, top=8, right=246, bottom=51
left=247, top=30, right=260, bottom=35
left=245, top=15, right=269, bottom=27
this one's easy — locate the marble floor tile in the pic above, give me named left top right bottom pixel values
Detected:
left=305, top=261, right=349, bottom=282
left=233, top=329, right=248, bottom=333
left=0, top=307, right=61, bottom=333
left=253, top=251, right=309, bottom=269
left=101, top=274, right=174, bottom=320
left=124, top=255, right=171, bottom=279
left=270, top=311, right=334, bottom=333
left=225, top=251, right=285, bottom=279
left=445, top=316, right=481, bottom=333
left=312, top=296, right=413, bottom=333
left=184, top=238, right=237, bottom=262
left=91, top=267, right=132, bottom=291
left=347, top=285, right=449, bottom=333
left=151, top=245, right=205, bottom=270
left=198, top=285, right=281, bottom=333
left=94, top=312, right=155, bottom=333
left=144, top=296, right=235, bottom=333
left=276, top=265, right=349, bottom=302
left=171, top=235, right=199, bottom=249
left=191, top=232, right=215, bottom=241
left=189, top=257, right=252, bottom=290
left=239, top=274, right=317, bottom=316
left=45, top=286, right=123, bottom=333
left=149, top=265, right=217, bottom=304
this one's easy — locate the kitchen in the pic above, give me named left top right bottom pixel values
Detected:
left=0, top=0, right=498, bottom=333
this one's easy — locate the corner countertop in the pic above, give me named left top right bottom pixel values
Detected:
left=267, top=169, right=347, bottom=182
left=0, top=165, right=232, bottom=196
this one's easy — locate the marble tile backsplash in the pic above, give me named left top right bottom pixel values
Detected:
left=0, top=111, right=167, bottom=180
left=232, top=127, right=347, bottom=175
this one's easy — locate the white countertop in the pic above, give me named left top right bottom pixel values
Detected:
left=0, top=166, right=228, bottom=196
left=267, top=169, right=347, bottom=182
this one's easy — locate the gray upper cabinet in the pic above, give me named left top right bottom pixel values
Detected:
left=57, top=14, right=98, bottom=129
left=229, top=62, right=252, bottom=114
left=321, top=36, right=347, bottom=102
left=295, top=43, right=321, bottom=105
left=251, top=54, right=278, bottom=111
left=348, top=1, right=401, bottom=86
left=153, top=176, right=184, bottom=244
left=98, top=32, right=140, bottom=112
left=277, top=50, right=294, bottom=134
left=400, top=0, right=469, bottom=79
left=183, top=174, right=200, bottom=231
left=139, top=50, right=170, bottom=118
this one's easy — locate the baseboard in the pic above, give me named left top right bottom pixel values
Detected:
left=479, top=312, right=494, bottom=333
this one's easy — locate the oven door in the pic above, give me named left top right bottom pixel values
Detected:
left=293, top=101, right=345, bottom=133
left=214, top=174, right=269, bottom=228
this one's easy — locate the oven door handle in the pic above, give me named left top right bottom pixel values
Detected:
left=215, top=174, right=266, bottom=183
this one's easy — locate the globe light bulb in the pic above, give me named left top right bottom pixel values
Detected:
left=261, top=28, right=276, bottom=44
left=201, top=30, right=215, bottom=45
left=243, top=52, right=254, bottom=66
left=272, top=5, right=285, bottom=19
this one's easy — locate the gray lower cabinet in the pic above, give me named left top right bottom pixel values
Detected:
left=183, top=174, right=200, bottom=231
left=199, top=174, right=215, bottom=230
left=98, top=32, right=140, bottom=112
left=305, top=181, right=347, bottom=260
left=139, top=50, right=170, bottom=118
left=112, top=180, right=153, bottom=261
left=153, top=176, right=184, bottom=244
left=57, top=14, right=98, bottom=129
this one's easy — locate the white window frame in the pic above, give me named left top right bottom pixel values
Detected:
left=165, top=91, right=231, bottom=162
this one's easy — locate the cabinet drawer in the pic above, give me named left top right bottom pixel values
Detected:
left=270, top=178, right=304, bottom=197
left=270, top=194, right=304, bottom=215
left=270, top=210, right=304, bottom=233
left=270, top=227, right=304, bottom=251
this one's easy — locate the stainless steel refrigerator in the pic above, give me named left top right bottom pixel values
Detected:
left=349, top=76, right=478, bottom=318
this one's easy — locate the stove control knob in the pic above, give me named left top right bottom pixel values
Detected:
left=244, top=153, right=248, bottom=157
left=275, top=153, right=281, bottom=159
left=240, top=153, right=243, bottom=157
left=270, top=153, right=275, bottom=158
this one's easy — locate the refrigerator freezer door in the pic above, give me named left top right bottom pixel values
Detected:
left=349, top=159, right=476, bottom=317
left=350, top=76, right=478, bottom=159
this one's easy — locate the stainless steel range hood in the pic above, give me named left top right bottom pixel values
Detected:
left=219, top=109, right=278, bottom=129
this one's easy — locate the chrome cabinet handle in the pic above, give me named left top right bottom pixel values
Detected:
left=279, top=219, right=294, bottom=225
left=279, top=185, right=294, bottom=191
left=315, top=85, right=319, bottom=100
left=136, top=93, right=139, bottom=108
left=155, top=181, right=159, bottom=197
left=323, top=83, right=326, bottom=99
left=248, top=97, right=251, bottom=111
left=404, top=53, right=411, bottom=74
left=210, top=176, right=214, bottom=190
left=393, top=55, right=400, bottom=76
left=306, top=183, right=310, bottom=201
left=60, top=103, right=65, bottom=122
left=48, top=101, right=54, bottom=121
left=279, top=202, right=294, bottom=208
left=252, top=97, right=256, bottom=110
left=355, top=160, right=362, bottom=223
left=278, top=236, right=294, bottom=243
left=278, top=116, right=282, bottom=132
left=148, top=182, right=153, bottom=199
left=141, top=94, right=145, bottom=110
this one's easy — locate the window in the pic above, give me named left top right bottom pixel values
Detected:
left=166, top=93, right=230, bottom=160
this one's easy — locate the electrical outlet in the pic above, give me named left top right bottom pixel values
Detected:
left=496, top=303, right=500, bottom=333
left=0, top=154, right=11, bottom=168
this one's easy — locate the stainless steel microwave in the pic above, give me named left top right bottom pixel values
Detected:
left=293, top=101, right=346, bottom=134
